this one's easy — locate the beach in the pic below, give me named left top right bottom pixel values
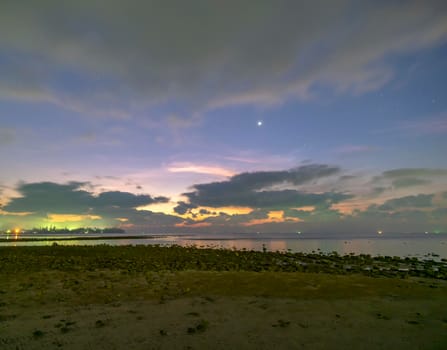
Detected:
left=1, top=246, right=446, bottom=349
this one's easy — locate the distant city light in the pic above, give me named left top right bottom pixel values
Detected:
left=377, top=230, right=383, bottom=235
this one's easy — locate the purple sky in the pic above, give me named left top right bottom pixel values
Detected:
left=1, top=1, right=447, bottom=234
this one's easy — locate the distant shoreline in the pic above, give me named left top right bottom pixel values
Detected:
left=0, top=234, right=162, bottom=243
left=2, top=231, right=445, bottom=243
left=2, top=233, right=446, bottom=261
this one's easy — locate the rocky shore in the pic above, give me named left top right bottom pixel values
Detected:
left=1, top=245, right=446, bottom=349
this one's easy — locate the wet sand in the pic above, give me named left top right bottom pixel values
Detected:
left=1, top=247, right=446, bottom=349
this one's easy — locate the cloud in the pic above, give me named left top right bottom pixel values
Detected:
left=374, top=115, right=447, bottom=136
left=194, top=164, right=339, bottom=192
left=177, top=204, right=346, bottom=233
left=340, top=192, right=446, bottom=233
left=0, top=182, right=182, bottom=232
left=370, top=187, right=388, bottom=196
left=95, top=191, right=169, bottom=209
left=240, top=210, right=302, bottom=227
left=186, top=189, right=350, bottom=209
left=173, top=201, right=197, bottom=215
left=399, top=117, right=447, bottom=135
left=0, top=60, right=131, bottom=119
left=382, top=168, right=447, bottom=179
left=0, top=1, right=446, bottom=119
left=3, top=182, right=92, bottom=214
left=167, top=163, right=235, bottom=177
left=377, top=194, right=434, bottom=211
left=373, top=168, right=447, bottom=189
left=3, top=182, right=168, bottom=214
left=392, top=177, right=431, bottom=188
left=1, top=169, right=445, bottom=233
left=432, top=208, right=447, bottom=220
left=181, top=164, right=349, bottom=209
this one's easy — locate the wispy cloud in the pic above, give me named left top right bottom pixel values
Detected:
left=1, top=1, right=446, bottom=118
left=222, top=156, right=261, bottom=164
left=373, top=114, right=447, bottom=135
left=398, top=117, right=447, bottom=134
left=167, top=163, right=235, bottom=177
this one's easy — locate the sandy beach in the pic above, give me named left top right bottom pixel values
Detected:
left=1, top=246, right=446, bottom=349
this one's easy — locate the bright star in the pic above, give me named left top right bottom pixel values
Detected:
left=257, top=120, right=263, bottom=126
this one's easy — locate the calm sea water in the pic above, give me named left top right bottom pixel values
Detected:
left=1, top=232, right=446, bottom=259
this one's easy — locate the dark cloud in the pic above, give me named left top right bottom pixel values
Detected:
left=392, top=178, right=431, bottom=188
left=190, top=164, right=339, bottom=194
left=382, top=168, right=447, bottom=179
left=173, top=201, right=197, bottom=215
left=377, top=194, right=434, bottom=211
left=228, top=164, right=340, bottom=190
left=3, top=182, right=91, bottom=213
left=181, top=164, right=349, bottom=209
left=372, top=168, right=447, bottom=190
left=431, top=208, right=447, bottom=220
left=357, top=208, right=431, bottom=226
left=370, top=187, right=388, bottom=196
left=1, top=1, right=446, bottom=117
left=0, top=181, right=181, bottom=231
left=180, top=204, right=347, bottom=234
left=185, top=189, right=350, bottom=209
left=339, top=175, right=357, bottom=181
left=119, top=210, right=183, bottom=228
left=343, top=190, right=447, bottom=232
left=95, top=191, right=168, bottom=208
left=3, top=182, right=168, bottom=214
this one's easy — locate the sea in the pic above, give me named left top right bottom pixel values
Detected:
left=1, top=232, right=446, bottom=260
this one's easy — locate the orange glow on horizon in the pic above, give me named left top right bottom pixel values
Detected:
left=137, top=201, right=177, bottom=214
left=175, top=221, right=212, bottom=228
left=119, top=223, right=135, bottom=229
left=137, top=202, right=254, bottom=221
left=242, top=210, right=302, bottom=226
left=177, top=206, right=254, bottom=221
left=116, top=217, right=129, bottom=222
left=201, top=206, right=253, bottom=215
left=293, top=206, right=315, bottom=212
left=47, top=214, right=102, bottom=223
left=332, top=201, right=370, bottom=214
left=0, top=210, right=33, bottom=216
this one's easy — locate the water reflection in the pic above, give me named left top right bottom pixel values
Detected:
left=1, top=233, right=446, bottom=259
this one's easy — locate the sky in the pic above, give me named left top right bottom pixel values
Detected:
left=1, top=0, right=447, bottom=235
